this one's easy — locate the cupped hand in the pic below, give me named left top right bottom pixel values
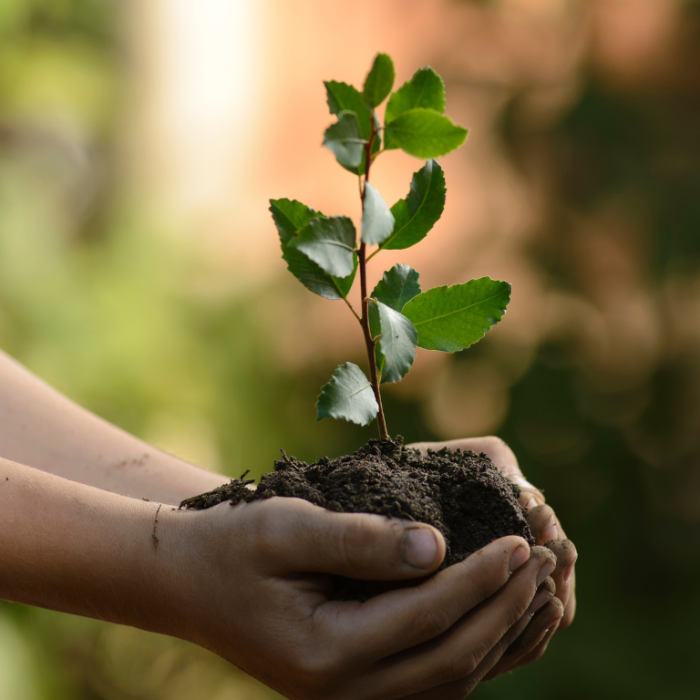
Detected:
left=407, top=436, right=577, bottom=678
left=162, top=497, right=557, bottom=699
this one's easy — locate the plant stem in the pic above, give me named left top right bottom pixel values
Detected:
left=342, top=296, right=362, bottom=324
left=359, top=123, right=389, bottom=440
left=358, top=244, right=388, bottom=439
left=366, top=247, right=380, bottom=262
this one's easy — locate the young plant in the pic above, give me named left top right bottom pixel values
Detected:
left=270, top=54, right=510, bottom=440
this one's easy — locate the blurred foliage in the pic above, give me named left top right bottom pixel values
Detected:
left=2, top=0, right=700, bottom=698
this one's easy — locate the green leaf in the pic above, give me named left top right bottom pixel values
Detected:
left=402, top=277, right=511, bottom=352
left=385, top=109, right=467, bottom=159
left=269, top=198, right=322, bottom=246
left=385, top=67, right=446, bottom=148
left=291, top=216, right=357, bottom=278
left=368, top=267, right=420, bottom=382
left=282, top=247, right=357, bottom=300
left=386, top=67, right=446, bottom=122
left=363, top=53, right=395, bottom=108
left=270, top=199, right=355, bottom=300
left=371, top=264, right=422, bottom=311
left=376, top=301, right=417, bottom=383
left=324, top=81, right=380, bottom=174
left=323, top=111, right=365, bottom=170
left=381, top=160, right=446, bottom=250
left=362, top=183, right=394, bottom=245
left=325, top=81, right=372, bottom=126
left=316, top=362, right=379, bottom=425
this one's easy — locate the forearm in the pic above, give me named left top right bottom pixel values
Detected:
left=0, top=456, right=189, bottom=635
left=0, top=350, right=224, bottom=503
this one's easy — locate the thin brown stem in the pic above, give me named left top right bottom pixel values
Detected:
left=358, top=243, right=388, bottom=440
left=359, top=122, right=389, bottom=440
left=342, top=296, right=362, bottom=324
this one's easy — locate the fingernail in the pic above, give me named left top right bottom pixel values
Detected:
left=564, top=562, right=574, bottom=583
left=537, top=562, right=556, bottom=587
left=402, top=528, right=438, bottom=569
left=541, top=519, right=558, bottom=543
left=525, top=497, right=537, bottom=510
left=526, top=587, right=554, bottom=617
left=509, top=545, right=529, bottom=572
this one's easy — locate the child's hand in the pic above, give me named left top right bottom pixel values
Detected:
left=408, top=437, right=577, bottom=679
left=165, top=497, right=556, bottom=699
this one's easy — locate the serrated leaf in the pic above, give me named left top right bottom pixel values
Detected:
left=270, top=199, right=355, bottom=300
left=326, top=81, right=371, bottom=125
left=381, top=160, right=446, bottom=250
left=282, top=246, right=357, bottom=300
left=324, top=81, right=380, bottom=174
left=363, top=53, right=395, bottom=108
left=323, top=111, right=365, bottom=170
left=371, top=264, right=422, bottom=311
left=402, top=277, right=511, bottom=352
left=316, top=362, right=379, bottom=425
left=376, top=301, right=417, bottom=383
left=362, top=183, right=395, bottom=245
left=385, top=109, right=468, bottom=159
left=270, top=198, right=323, bottom=246
left=385, top=67, right=446, bottom=148
left=290, top=216, right=356, bottom=278
left=368, top=267, right=420, bottom=383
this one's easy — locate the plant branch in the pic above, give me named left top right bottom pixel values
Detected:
left=359, top=124, right=389, bottom=440
left=343, top=296, right=362, bottom=324
left=358, top=243, right=387, bottom=440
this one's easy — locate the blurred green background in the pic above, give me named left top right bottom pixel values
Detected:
left=1, top=0, right=700, bottom=698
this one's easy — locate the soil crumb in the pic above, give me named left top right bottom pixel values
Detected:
left=180, top=438, right=534, bottom=600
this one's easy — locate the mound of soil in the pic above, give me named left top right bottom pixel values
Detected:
left=181, top=437, right=534, bottom=600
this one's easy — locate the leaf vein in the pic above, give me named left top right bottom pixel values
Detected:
left=410, top=291, right=505, bottom=326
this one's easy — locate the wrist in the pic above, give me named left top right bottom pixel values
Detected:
left=142, top=504, right=210, bottom=642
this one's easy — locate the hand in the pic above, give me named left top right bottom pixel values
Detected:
left=407, top=437, right=577, bottom=679
left=161, top=497, right=557, bottom=699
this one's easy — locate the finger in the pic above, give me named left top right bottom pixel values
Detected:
left=363, top=547, right=557, bottom=698
left=484, top=542, right=575, bottom=680
left=538, top=574, right=557, bottom=596
left=247, top=498, right=446, bottom=579
left=544, top=515, right=577, bottom=630
left=560, top=568, right=577, bottom=630
left=503, top=595, right=564, bottom=666
left=403, top=576, right=557, bottom=695
left=322, top=536, right=535, bottom=665
left=509, top=626, right=557, bottom=672
left=498, top=597, right=564, bottom=674
left=395, top=616, right=532, bottom=700
left=480, top=576, right=555, bottom=680
left=526, top=504, right=558, bottom=544
left=545, top=538, right=577, bottom=612
left=464, top=574, right=557, bottom=685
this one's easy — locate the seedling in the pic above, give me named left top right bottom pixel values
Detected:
left=270, top=54, right=510, bottom=440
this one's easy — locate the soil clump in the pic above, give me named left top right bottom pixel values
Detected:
left=181, top=437, right=534, bottom=600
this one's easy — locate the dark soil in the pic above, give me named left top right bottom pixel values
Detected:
left=180, top=437, right=534, bottom=600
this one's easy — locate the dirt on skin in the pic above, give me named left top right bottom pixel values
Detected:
left=180, top=437, right=534, bottom=600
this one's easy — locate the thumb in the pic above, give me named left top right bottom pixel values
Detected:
left=252, top=498, right=446, bottom=579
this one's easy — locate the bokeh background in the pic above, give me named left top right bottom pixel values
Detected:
left=1, top=0, right=699, bottom=697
